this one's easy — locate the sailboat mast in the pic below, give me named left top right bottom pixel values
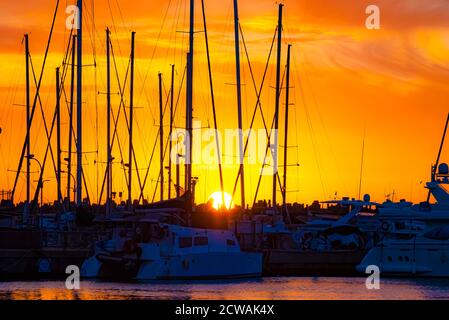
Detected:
left=272, top=3, right=283, bottom=212
left=106, top=28, right=112, bottom=215
left=233, top=0, right=246, bottom=209
left=76, top=0, right=83, bottom=206
left=128, top=31, right=135, bottom=209
left=168, top=64, right=175, bottom=200
left=185, top=0, right=194, bottom=212
left=24, top=34, right=31, bottom=207
left=282, top=44, right=291, bottom=209
left=159, top=73, right=164, bottom=202
left=56, top=67, right=62, bottom=207
left=67, top=35, right=76, bottom=206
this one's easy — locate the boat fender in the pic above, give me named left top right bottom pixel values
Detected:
left=182, top=259, right=189, bottom=270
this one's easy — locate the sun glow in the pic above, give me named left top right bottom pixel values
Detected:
left=208, top=192, right=234, bottom=210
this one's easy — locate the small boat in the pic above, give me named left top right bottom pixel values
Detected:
left=81, top=219, right=262, bottom=280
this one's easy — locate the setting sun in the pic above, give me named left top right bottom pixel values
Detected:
left=208, top=192, right=234, bottom=210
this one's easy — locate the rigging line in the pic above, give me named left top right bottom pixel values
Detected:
left=107, top=0, right=124, bottom=66
left=427, top=112, right=449, bottom=203
left=98, top=42, right=131, bottom=204
left=136, top=0, right=173, bottom=106
left=91, top=0, right=100, bottom=202
left=139, top=66, right=187, bottom=202
left=240, top=23, right=271, bottom=138
left=98, top=106, right=127, bottom=204
left=152, top=73, right=188, bottom=203
left=295, top=49, right=339, bottom=197
left=282, top=16, right=330, bottom=198
left=111, top=42, right=131, bottom=184
left=115, top=0, right=129, bottom=29
left=172, top=0, right=182, bottom=63
left=3, top=42, right=24, bottom=187
left=11, top=0, right=61, bottom=202
left=252, top=111, right=285, bottom=207
left=82, top=1, right=97, bottom=63
left=285, top=48, right=301, bottom=201
left=147, top=75, right=174, bottom=203
left=251, top=69, right=287, bottom=207
left=281, top=26, right=326, bottom=197
left=295, top=57, right=327, bottom=199
left=111, top=38, right=146, bottom=196
left=29, top=40, right=74, bottom=206
left=23, top=31, right=73, bottom=194
left=229, top=27, right=277, bottom=205
left=29, top=56, right=59, bottom=181
left=201, top=0, right=225, bottom=203
left=30, top=95, right=59, bottom=213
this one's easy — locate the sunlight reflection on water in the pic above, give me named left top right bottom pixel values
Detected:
left=1, top=277, right=449, bottom=300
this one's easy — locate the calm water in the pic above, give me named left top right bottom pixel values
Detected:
left=1, top=277, right=449, bottom=300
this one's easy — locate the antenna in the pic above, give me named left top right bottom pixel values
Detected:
left=427, top=112, right=449, bottom=203
left=358, top=127, right=366, bottom=201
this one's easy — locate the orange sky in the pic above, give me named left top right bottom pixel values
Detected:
left=0, top=0, right=449, bottom=206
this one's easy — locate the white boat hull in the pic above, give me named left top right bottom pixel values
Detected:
left=357, top=241, right=449, bottom=277
left=81, top=252, right=262, bottom=280
left=137, top=252, right=262, bottom=280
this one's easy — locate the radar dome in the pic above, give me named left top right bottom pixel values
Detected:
left=438, top=163, right=449, bottom=175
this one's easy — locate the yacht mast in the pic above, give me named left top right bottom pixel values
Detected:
left=168, top=64, right=175, bottom=200
left=185, top=0, right=195, bottom=215
left=76, top=0, right=83, bottom=205
left=282, top=44, right=291, bottom=209
left=128, top=31, right=135, bottom=209
left=56, top=67, right=62, bottom=207
left=233, top=0, right=246, bottom=209
left=24, top=34, right=31, bottom=207
left=159, top=72, right=164, bottom=202
left=106, top=28, right=112, bottom=215
left=67, top=35, right=76, bottom=206
left=272, top=4, right=283, bottom=213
